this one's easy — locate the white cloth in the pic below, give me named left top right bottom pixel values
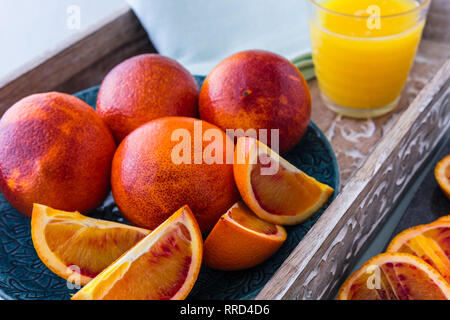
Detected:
left=127, top=0, right=311, bottom=76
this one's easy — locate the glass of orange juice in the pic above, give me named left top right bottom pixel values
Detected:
left=308, top=0, right=430, bottom=118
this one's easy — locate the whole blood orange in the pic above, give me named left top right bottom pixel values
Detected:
left=111, top=117, right=239, bottom=233
left=72, top=206, right=202, bottom=300
left=97, top=54, right=199, bottom=142
left=199, top=50, right=311, bottom=154
left=0, top=92, right=116, bottom=217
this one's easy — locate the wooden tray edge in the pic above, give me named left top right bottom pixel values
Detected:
left=0, top=6, right=156, bottom=115
left=256, top=58, right=450, bottom=300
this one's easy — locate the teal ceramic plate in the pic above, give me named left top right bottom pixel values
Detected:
left=0, top=76, right=339, bottom=300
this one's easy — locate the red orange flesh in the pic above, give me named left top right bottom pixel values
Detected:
left=233, top=137, right=334, bottom=225
left=72, top=206, right=203, bottom=300
left=338, top=253, right=450, bottom=300
left=31, top=204, right=150, bottom=286
left=387, top=220, right=450, bottom=284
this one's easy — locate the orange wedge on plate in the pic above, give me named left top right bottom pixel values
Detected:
left=233, top=136, right=334, bottom=225
left=338, top=253, right=450, bottom=300
left=72, top=205, right=202, bottom=300
left=204, top=201, right=287, bottom=271
left=387, top=220, right=450, bottom=283
left=31, top=203, right=150, bottom=286
left=435, top=155, right=450, bottom=200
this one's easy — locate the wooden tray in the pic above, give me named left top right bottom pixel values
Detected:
left=0, top=1, right=449, bottom=300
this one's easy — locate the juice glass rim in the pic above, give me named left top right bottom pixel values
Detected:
left=308, top=0, right=431, bottom=19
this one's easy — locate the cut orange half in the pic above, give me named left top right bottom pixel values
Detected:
left=72, top=205, right=202, bottom=300
left=31, top=203, right=150, bottom=286
left=338, top=253, right=450, bottom=300
left=233, top=136, right=334, bottom=225
left=387, top=220, right=450, bottom=283
left=435, top=155, right=450, bottom=200
left=203, top=201, right=287, bottom=271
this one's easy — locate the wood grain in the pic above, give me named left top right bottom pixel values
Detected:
left=423, top=0, right=450, bottom=43
left=310, top=39, right=450, bottom=185
left=0, top=1, right=448, bottom=301
left=257, top=58, right=450, bottom=299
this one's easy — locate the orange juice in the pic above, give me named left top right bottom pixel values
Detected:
left=309, top=0, right=429, bottom=117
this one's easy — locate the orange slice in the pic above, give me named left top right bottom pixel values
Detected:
left=387, top=220, right=450, bottom=283
left=203, top=201, right=287, bottom=271
left=233, top=136, right=334, bottom=225
left=338, top=253, right=450, bottom=300
left=71, top=205, right=202, bottom=300
left=31, top=203, right=150, bottom=286
left=437, top=215, right=450, bottom=222
left=435, top=155, right=450, bottom=200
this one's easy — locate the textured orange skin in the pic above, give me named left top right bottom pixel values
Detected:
left=97, top=54, right=199, bottom=142
left=111, top=117, right=239, bottom=233
left=0, top=92, right=116, bottom=217
left=203, top=206, right=287, bottom=271
left=199, top=50, right=311, bottom=154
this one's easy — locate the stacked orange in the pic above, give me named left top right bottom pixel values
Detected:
left=339, top=215, right=450, bottom=300
left=339, top=156, right=450, bottom=300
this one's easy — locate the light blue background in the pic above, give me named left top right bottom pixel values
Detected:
left=127, top=0, right=311, bottom=74
left=1, top=0, right=311, bottom=78
left=0, top=0, right=124, bottom=78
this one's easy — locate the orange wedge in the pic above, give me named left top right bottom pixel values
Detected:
left=31, top=203, right=150, bottom=286
left=387, top=220, right=450, bottom=283
left=233, top=136, right=334, bottom=225
left=72, top=206, right=202, bottom=300
left=338, top=253, right=450, bottom=300
left=435, top=155, right=450, bottom=200
left=203, top=201, right=287, bottom=271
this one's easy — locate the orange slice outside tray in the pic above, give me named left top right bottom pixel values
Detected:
left=437, top=215, right=450, bottom=222
left=203, top=201, right=287, bottom=271
left=233, top=136, right=334, bottom=225
left=387, top=219, right=450, bottom=284
left=435, top=155, right=450, bottom=200
left=71, top=205, right=203, bottom=300
left=338, top=253, right=450, bottom=300
left=31, top=203, right=150, bottom=286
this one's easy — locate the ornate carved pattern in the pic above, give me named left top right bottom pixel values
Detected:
left=283, top=84, right=450, bottom=300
